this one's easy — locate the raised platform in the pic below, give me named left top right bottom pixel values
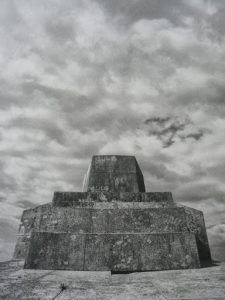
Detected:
left=13, top=201, right=211, bottom=266
left=13, top=155, right=212, bottom=271
left=0, top=260, right=224, bottom=299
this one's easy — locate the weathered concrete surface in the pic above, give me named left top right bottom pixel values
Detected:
left=15, top=206, right=193, bottom=236
left=0, top=260, right=224, bottom=300
left=184, top=206, right=212, bottom=263
left=13, top=204, right=52, bottom=259
left=52, top=191, right=174, bottom=206
left=14, top=204, right=211, bottom=268
left=24, top=232, right=200, bottom=271
left=83, top=155, right=145, bottom=192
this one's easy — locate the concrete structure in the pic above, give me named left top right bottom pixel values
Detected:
left=13, top=155, right=212, bottom=271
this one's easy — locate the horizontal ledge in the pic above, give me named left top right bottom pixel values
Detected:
left=31, top=231, right=191, bottom=235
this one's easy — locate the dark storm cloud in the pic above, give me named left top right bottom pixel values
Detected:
left=184, top=132, right=204, bottom=141
left=144, top=116, right=207, bottom=147
left=0, top=0, right=225, bottom=262
left=145, top=116, right=187, bottom=147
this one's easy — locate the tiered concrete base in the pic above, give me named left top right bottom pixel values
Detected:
left=13, top=191, right=211, bottom=271
left=13, top=155, right=212, bottom=271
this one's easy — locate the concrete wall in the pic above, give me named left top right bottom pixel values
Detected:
left=14, top=202, right=212, bottom=270
left=24, top=232, right=200, bottom=271
left=86, top=156, right=145, bottom=192
left=52, top=191, right=174, bottom=206
left=184, top=206, right=212, bottom=264
left=13, top=204, right=51, bottom=259
left=14, top=202, right=212, bottom=266
left=15, top=206, right=189, bottom=236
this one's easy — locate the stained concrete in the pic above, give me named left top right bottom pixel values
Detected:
left=24, top=232, right=200, bottom=271
left=84, top=156, right=145, bottom=192
left=52, top=191, right=173, bottom=206
left=0, top=260, right=224, bottom=299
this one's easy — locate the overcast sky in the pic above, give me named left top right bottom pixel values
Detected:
left=0, top=0, right=225, bottom=262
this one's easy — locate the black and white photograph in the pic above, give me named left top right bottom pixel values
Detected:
left=0, top=0, right=225, bottom=299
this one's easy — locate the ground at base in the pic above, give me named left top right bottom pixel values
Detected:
left=0, top=260, right=225, bottom=300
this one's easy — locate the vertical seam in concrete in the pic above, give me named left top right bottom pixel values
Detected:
left=90, top=208, right=93, bottom=234
left=83, top=234, right=87, bottom=271
left=107, top=209, right=110, bottom=233
left=184, top=209, right=201, bottom=267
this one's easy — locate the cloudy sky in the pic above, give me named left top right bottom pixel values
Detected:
left=0, top=0, right=225, bottom=262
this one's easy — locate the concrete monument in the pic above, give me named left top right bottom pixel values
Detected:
left=13, top=155, right=211, bottom=271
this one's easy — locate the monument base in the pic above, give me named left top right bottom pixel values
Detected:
left=24, top=232, right=200, bottom=271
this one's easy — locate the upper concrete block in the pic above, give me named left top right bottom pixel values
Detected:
left=83, top=155, right=145, bottom=192
left=52, top=191, right=174, bottom=206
